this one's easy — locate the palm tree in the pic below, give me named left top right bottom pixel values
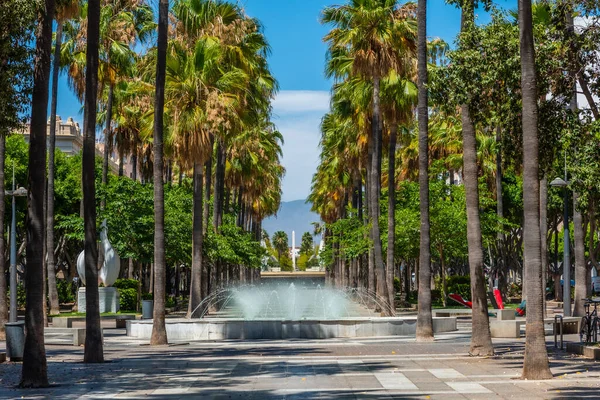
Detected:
left=519, top=0, right=552, bottom=380
left=150, top=0, right=169, bottom=346
left=458, top=1, right=493, bottom=356
left=82, top=0, right=103, bottom=364
left=47, top=0, right=81, bottom=317
left=272, top=231, right=289, bottom=264
left=415, top=0, right=433, bottom=341
left=322, top=0, right=416, bottom=308
left=20, top=0, right=55, bottom=387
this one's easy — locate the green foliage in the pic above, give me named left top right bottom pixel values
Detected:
left=141, top=292, right=153, bottom=301
left=297, top=253, right=309, bottom=271
left=204, top=215, right=266, bottom=269
left=446, top=275, right=471, bottom=300
left=393, top=276, right=401, bottom=294
left=56, top=279, right=76, bottom=304
left=118, top=288, right=138, bottom=312
left=272, top=230, right=288, bottom=262
left=0, top=0, right=37, bottom=135
left=279, top=254, right=293, bottom=271
left=113, top=279, right=140, bottom=290
left=101, top=177, right=154, bottom=262
left=300, top=232, right=313, bottom=255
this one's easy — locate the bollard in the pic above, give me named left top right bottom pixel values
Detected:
left=554, top=315, right=563, bottom=350
left=5, top=321, right=25, bottom=361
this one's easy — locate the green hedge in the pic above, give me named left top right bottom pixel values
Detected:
left=113, top=279, right=140, bottom=311
left=118, top=288, right=138, bottom=311
left=113, top=279, right=140, bottom=290
left=57, top=280, right=76, bottom=304
left=446, top=275, right=471, bottom=299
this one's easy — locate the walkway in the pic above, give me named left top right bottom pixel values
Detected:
left=1, top=329, right=599, bottom=399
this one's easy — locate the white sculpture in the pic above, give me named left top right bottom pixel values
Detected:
left=77, top=220, right=120, bottom=287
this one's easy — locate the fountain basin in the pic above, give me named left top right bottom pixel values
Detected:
left=126, top=317, right=457, bottom=340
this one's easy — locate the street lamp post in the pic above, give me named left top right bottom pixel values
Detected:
left=6, top=162, right=27, bottom=322
left=550, top=176, right=570, bottom=316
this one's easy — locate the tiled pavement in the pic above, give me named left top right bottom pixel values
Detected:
left=1, top=328, right=600, bottom=399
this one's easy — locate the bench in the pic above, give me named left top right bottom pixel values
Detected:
left=52, top=314, right=138, bottom=328
left=432, top=309, right=472, bottom=317
left=490, top=317, right=581, bottom=338
left=44, top=327, right=87, bottom=346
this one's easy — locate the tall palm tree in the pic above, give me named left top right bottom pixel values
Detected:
left=21, top=0, right=55, bottom=387
left=519, top=0, right=552, bottom=380
left=458, top=1, right=493, bottom=356
left=415, top=0, right=433, bottom=341
left=82, top=0, right=103, bottom=364
left=47, top=0, right=81, bottom=317
left=322, top=0, right=416, bottom=309
left=272, top=231, right=289, bottom=264
left=150, top=0, right=169, bottom=346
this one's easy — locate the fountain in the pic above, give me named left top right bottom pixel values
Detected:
left=126, top=277, right=457, bottom=340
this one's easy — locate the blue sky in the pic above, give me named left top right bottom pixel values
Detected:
left=52, top=0, right=517, bottom=201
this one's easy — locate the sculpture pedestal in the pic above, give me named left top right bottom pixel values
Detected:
left=78, top=287, right=119, bottom=313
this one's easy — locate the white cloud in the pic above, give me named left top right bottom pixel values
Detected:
left=272, top=90, right=330, bottom=115
left=270, top=91, right=330, bottom=202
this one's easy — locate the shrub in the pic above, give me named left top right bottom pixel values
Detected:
left=119, top=288, right=138, bottom=312
left=142, top=292, right=153, bottom=301
left=165, top=296, right=175, bottom=308
left=446, top=275, right=471, bottom=300
left=280, top=255, right=293, bottom=271
left=393, top=277, right=401, bottom=294
left=296, top=254, right=309, bottom=271
left=56, top=279, right=76, bottom=304
left=113, top=279, right=140, bottom=290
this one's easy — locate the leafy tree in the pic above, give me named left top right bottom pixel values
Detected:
left=0, top=0, right=37, bottom=339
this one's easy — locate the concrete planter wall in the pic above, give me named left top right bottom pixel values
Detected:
left=127, top=316, right=457, bottom=341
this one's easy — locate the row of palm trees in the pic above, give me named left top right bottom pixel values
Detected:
left=311, top=0, right=551, bottom=379
left=20, top=0, right=284, bottom=386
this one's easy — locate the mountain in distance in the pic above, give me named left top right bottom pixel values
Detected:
left=262, top=199, right=321, bottom=245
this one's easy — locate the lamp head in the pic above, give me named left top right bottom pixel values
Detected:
left=550, top=177, right=568, bottom=188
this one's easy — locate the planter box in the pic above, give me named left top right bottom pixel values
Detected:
left=566, top=342, right=600, bottom=360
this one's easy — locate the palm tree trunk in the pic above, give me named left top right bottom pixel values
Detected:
left=519, top=0, right=552, bottom=379
left=573, top=191, right=587, bottom=316
left=386, top=125, right=397, bottom=315
left=118, top=146, right=124, bottom=177
left=0, top=134, right=6, bottom=337
left=150, top=0, right=169, bottom=346
left=416, top=0, right=433, bottom=341
left=132, top=152, right=138, bottom=181
left=81, top=0, right=103, bottom=364
left=203, top=136, right=214, bottom=235
left=21, top=0, right=54, bottom=387
left=46, top=20, right=63, bottom=316
left=103, top=83, right=114, bottom=187
left=20, top=1, right=55, bottom=386
left=365, top=164, right=375, bottom=296
left=459, top=2, right=493, bottom=356
left=370, top=77, right=387, bottom=311
left=189, top=162, right=203, bottom=318
left=540, top=176, right=548, bottom=318
left=461, top=107, right=493, bottom=355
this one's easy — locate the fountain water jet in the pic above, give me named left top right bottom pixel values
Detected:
left=127, top=278, right=457, bottom=340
